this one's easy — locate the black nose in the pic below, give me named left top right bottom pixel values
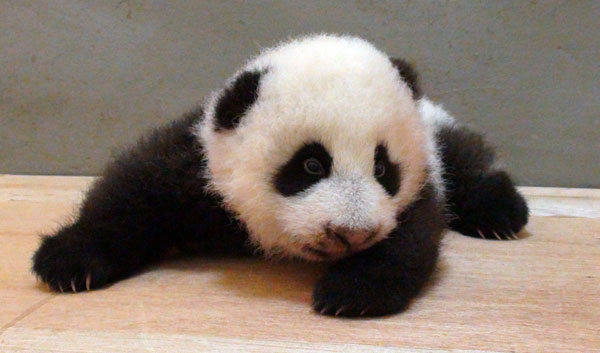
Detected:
left=326, top=225, right=377, bottom=249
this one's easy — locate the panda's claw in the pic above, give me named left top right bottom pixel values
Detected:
left=58, top=283, right=64, bottom=293
left=335, top=306, right=347, bottom=316
left=492, top=231, right=502, bottom=240
left=359, top=306, right=371, bottom=316
left=70, top=279, right=77, bottom=293
left=477, top=229, right=485, bottom=239
left=85, top=273, right=91, bottom=291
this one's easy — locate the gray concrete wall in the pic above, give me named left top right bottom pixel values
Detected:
left=1, top=1, right=598, bottom=187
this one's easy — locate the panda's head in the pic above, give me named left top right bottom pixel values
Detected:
left=197, top=34, right=428, bottom=261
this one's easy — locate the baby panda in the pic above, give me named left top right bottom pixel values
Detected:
left=32, top=34, right=528, bottom=317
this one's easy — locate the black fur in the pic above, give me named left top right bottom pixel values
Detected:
left=313, top=185, right=444, bottom=317
left=436, top=125, right=529, bottom=240
left=214, top=70, right=264, bottom=131
left=273, top=142, right=333, bottom=196
left=374, top=144, right=401, bottom=196
left=390, top=57, right=422, bottom=99
left=32, top=108, right=251, bottom=292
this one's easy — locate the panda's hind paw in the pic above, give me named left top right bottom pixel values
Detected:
left=450, top=171, right=529, bottom=241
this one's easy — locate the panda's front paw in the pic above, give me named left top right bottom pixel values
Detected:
left=312, top=265, right=410, bottom=318
left=32, top=230, right=115, bottom=293
left=451, top=171, right=529, bottom=240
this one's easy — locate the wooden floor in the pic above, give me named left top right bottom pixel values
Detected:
left=0, top=175, right=598, bottom=353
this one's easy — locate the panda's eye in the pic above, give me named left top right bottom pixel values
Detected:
left=374, top=161, right=386, bottom=177
left=303, top=158, right=325, bottom=176
left=273, top=142, right=332, bottom=197
left=374, top=144, right=401, bottom=196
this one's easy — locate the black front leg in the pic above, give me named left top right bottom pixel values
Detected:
left=32, top=109, right=250, bottom=293
left=313, top=186, right=445, bottom=317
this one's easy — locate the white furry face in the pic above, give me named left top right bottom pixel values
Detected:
left=197, top=35, right=429, bottom=261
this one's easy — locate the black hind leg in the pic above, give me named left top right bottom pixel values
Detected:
left=437, top=125, right=529, bottom=240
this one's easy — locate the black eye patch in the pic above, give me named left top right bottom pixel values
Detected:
left=273, top=142, right=333, bottom=197
left=374, top=144, right=401, bottom=196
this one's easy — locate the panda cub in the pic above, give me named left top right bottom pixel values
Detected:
left=32, top=34, right=528, bottom=317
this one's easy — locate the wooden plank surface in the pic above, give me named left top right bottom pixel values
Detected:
left=0, top=175, right=598, bottom=353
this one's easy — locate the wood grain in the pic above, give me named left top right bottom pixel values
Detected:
left=0, top=175, right=598, bottom=353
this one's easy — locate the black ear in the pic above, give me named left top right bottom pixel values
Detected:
left=390, top=58, right=422, bottom=99
left=214, top=70, right=265, bottom=131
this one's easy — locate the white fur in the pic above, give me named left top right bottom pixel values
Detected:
left=418, top=97, right=456, bottom=128
left=196, top=34, right=431, bottom=260
left=417, top=97, right=457, bottom=200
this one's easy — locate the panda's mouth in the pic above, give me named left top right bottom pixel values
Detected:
left=300, top=242, right=371, bottom=261
left=299, top=224, right=381, bottom=261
